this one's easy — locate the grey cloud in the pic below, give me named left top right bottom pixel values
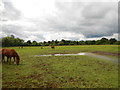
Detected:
left=44, top=2, right=118, bottom=38
left=33, top=33, right=45, bottom=41
left=63, top=37, right=80, bottom=41
left=1, top=1, right=118, bottom=41
left=82, top=2, right=114, bottom=19
left=2, top=24, right=25, bottom=37
left=1, top=1, right=21, bottom=21
left=2, top=23, right=45, bottom=41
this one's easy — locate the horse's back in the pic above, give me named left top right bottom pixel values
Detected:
left=2, top=49, right=17, bottom=56
left=51, top=46, right=55, bottom=49
left=2, top=49, right=10, bottom=56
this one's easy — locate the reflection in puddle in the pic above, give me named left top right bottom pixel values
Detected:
left=34, top=53, right=86, bottom=57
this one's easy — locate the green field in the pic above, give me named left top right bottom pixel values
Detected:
left=2, top=45, right=119, bottom=88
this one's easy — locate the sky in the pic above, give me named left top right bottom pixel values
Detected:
left=0, top=0, right=119, bottom=42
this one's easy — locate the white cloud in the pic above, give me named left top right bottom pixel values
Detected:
left=11, top=0, right=57, bottom=18
left=1, top=0, right=118, bottom=42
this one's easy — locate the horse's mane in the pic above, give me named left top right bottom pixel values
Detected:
left=11, top=49, right=20, bottom=60
left=15, top=53, right=20, bottom=60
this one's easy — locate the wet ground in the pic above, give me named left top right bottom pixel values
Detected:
left=34, top=53, right=86, bottom=57
left=86, top=53, right=118, bottom=63
left=92, top=51, right=120, bottom=56
left=34, top=52, right=118, bottom=63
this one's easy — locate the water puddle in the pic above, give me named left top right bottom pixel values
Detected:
left=34, top=52, right=118, bottom=63
left=34, top=53, right=86, bottom=57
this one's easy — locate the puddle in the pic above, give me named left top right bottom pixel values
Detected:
left=34, top=52, right=118, bottom=63
left=34, top=53, right=86, bottom=57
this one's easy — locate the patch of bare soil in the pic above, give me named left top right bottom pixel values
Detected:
left=92, top=51, right=120, bottom=56
left=3, top=73, right=59, bottom=88
left=17, top=73, right=43, bottom=80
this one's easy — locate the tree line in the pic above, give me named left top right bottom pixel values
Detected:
left=0, top=35, right=120, bottom=47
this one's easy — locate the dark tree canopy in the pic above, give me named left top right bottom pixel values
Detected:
left=1, top=35, right=119, bottom=47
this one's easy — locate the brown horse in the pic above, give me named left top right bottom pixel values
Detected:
left=2, top=49, right=20, bottom=65
left=51, top=45, right=55, bottom=49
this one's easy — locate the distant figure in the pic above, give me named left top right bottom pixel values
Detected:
left=51, top=45, right=55, bottom=49
left=41, top=46, right=43, bottom=49
left=19, top=46, right=23, bottom=48
left=2, top=49, right=20, bottom=65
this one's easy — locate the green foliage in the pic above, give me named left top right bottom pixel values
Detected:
left=26, top=40, right=32, bottom=45
left=32, top=41, right=38, bottom=46
left=1, top=35, right=119, bottom=47
left=2, top=35, right=24, bottom=47
left=109, top=38, right=117, bottom=44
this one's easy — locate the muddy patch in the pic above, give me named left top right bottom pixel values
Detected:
left=3, top=73, right=59, bottom=88
left=92, top=51, right=120, bottom=56
left=86, top=53, right=118, bottom=63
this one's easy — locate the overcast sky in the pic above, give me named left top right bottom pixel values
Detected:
left=0, top=0, right=118, bottom=42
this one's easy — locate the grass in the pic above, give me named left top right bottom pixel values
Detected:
left=2, top=45, right=119, bottom=88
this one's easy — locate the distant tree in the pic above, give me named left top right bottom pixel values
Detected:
left=91, top=40, right=96, bottom=45
left=26, top=40, right=32, bottom=45
left=38, top=42, right=43, bottom=46
left=115, top=41, right=120, bottom=45
left=2, top=35, right=24, bottom=47
left=96, top=40, right=101, bottom=45
left=14, top=38, right=24, bottom=46
left=100, top=38, right=109, bottom=45
left=48, top=41, right=51, bottom=45
left=2, top=36, right=14, bottom=46
left=76, top=41, right=79, bottom=45
left=32, top=41, right=38, bottom=46
left=61, top=39, right=66, bottom=45
left=43, top=41, right=49, bottom=46
left=58, top=41, right=64, bottom=45
left=51, top=40, right=55, bottom=45
left=85, top=41, right=88, bottom=45
left=79, top=41, right=85, bottom=45
left=65, top=40, right=71, bottom=45
left=10, top=35, right=15, bottom=38
left=1, top=35, right=120, bottom=47
left=55, top=40, right=59, bottom=45
left=69, top=41, right=74, bottom=45
left=109, top=38, right=117, bottom=44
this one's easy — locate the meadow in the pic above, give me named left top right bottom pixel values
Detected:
left=2, top=45, right=119, bottom=88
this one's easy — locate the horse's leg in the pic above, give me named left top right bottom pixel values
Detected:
left=7, top=56, right=9, bottom=62
left=13, top=57, right=16, bottom=64
left=2, top=55, right=5, bottom=63
left=9, top=57, right=11, bottom=64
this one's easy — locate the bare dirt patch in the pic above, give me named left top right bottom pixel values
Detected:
left=3, top=73, right=59, bottom=88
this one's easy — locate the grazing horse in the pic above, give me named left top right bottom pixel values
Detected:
left=19, top=45, right=23, bottom=48
left=2, top=49, right=20, bottom=65
left=51, top=45, right=55, bottom=49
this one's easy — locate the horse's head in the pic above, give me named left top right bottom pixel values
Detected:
left=16, top=55, right=20, bottom=65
